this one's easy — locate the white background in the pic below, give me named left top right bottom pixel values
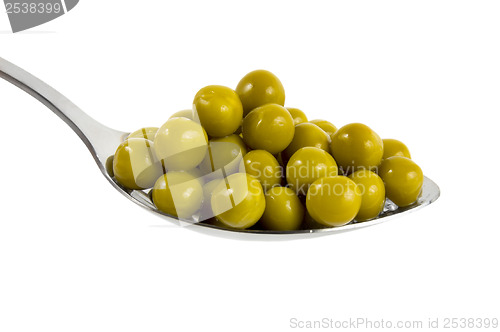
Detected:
left=1, top=1, right=499, bottom=331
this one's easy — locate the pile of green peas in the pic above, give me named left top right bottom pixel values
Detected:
left=112, top=70, right=424, bottom=231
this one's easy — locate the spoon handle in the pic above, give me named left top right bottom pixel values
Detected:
left=0, top=56, right=127, bottom=167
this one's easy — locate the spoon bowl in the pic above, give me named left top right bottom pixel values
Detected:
left=0, top=57, right=440, bottom=239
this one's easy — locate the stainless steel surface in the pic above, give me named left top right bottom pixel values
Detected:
left=0, top=56, right=440, bottom=238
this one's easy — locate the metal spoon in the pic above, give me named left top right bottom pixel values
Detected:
left=0, top=57, right=440, bottom=240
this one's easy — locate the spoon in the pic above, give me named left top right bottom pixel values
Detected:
left=0, top=56, right=440, bottom=240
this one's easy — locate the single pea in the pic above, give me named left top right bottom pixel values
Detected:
left=261, top=186, right=304, bottom=231
left=106, top=155, right=114, bottom=178
left=282, top=122, right=330, bottom=161
left=286, top=107, right=308, bottom=126
left=348, top=169, right=385, bottom=221
left=330, top=123, right=383, bottom=173
left=154, top=117, right=208, bottom=171
left=306, top=176, right=362, bottom=227
left=113, top=138, right=163, bottom=190
left=199, top=178, right=225, bottom=221
left=203, top=178, right=225, bottom=202
left=169, top=109, right=200, bottom=122
left=239, top=149, right=282, bottom=191
left=152, top=171, right=204, bottom=219
left=199, top=134, right=247, bottom=180
left=309, top=119, right=337, bottom=140
left=242, top=103, right=295, bottom=154
left=286, top=147, right=338, bottom=195
left=182, top=167, right=204, bottom=183
left=211, top=173, right=265, bottom=229
left=275, top=151, right=286, bottom=168
left=127, top=127, right=159, bottom=141
left=209, top=217, right=240, bottom=230
left=236, top=69, right=285, bottom=116
left=302, top=211, right=329, bottom=230
left=193, top=85, right=243, bottom=137
left=382, top=138, right=411, bottom=159
left=378, top=156, right=423, bottom=207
